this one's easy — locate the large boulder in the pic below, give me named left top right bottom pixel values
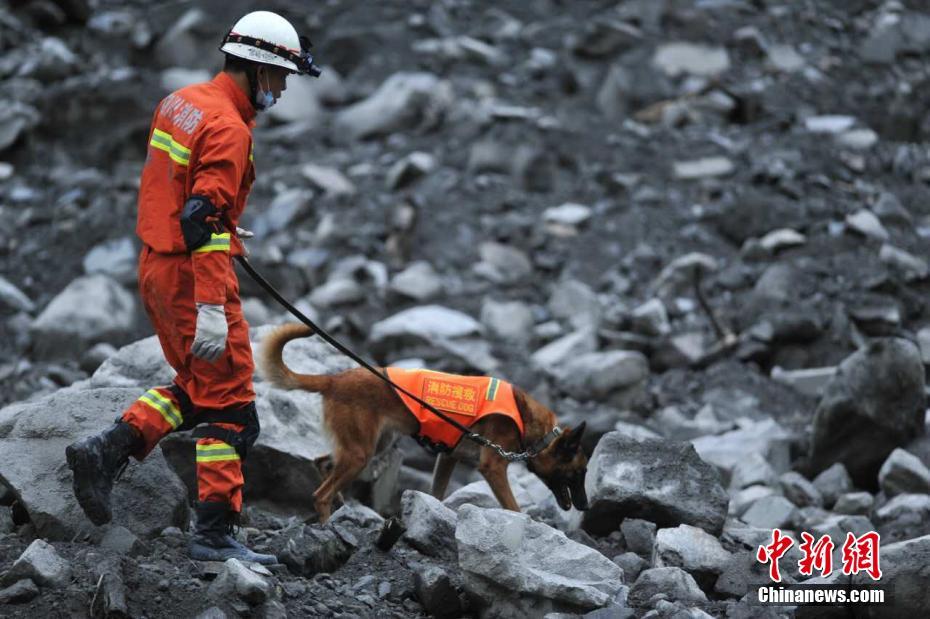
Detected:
left=809, top=338, right=925, bottom=488
left=29, top=274, right=136, bottom=360
left=0, top=386, right=188, bottom=540
left=849, top=534, right=930, bottom=617
left=334, top=72, right=451, bottom=140
left=456, top=504, right=624, bottom=616
left=583, top=433, right=728, bottom=536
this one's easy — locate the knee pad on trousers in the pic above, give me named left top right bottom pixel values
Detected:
left=191, top=401, right=259, bottom=461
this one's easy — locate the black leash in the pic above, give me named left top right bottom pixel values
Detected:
left=235, top=255, right=560, bottom=462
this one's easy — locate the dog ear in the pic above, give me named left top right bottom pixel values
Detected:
left=558, top=421, right=586, bottom=454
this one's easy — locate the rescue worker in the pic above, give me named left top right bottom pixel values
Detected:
left=65, top=11, right=320, bottom=564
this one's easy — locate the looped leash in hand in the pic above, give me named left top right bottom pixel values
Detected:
left=235, top=256, right=559, bottom=462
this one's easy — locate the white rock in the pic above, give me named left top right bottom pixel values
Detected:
left=880, top=244, right=929, bottom=281
left=845, top=209, right=889, bottom=241
left=370, top=305, right=482, bottom=343
left=480, top=299, right=534, bottom=344
left=836, top=128, right=879, bottom=150
left=475, top=241, right=533, bottom=284
left=758, top=228, right=806, bottom=252
left=741, top=495, right=797, bottom=529
left=531, top=329, right=598, bottom=370
left=654, top=524, right=732, bottom=577
left=1, top=539, right=71, bottom=588
left=82, top=236, right=137, bottom=283
left=390, top=261, right=444, bottom=301
left=301, top=163, right=356, bottom=198
left=653, top=43, right=730, bottom=77
left=401, top=490, right=457, bottom=557
left=207, top=558, right=271, bottom=605
left=879, top=448, right=930, bottom=497
left=673, top=157, right=734, bottom=180
left=0, top=275, right=34, bottom=312
left=269, top=77, right=324, bottom=124
left=770, top=366, right=836, bottom=398
left=804, top=115, right=856, bottom=134
left=544, top=203, right=592, bottom=228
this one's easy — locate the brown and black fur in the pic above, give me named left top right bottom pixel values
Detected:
left=260, top=323, right=589, bottom=523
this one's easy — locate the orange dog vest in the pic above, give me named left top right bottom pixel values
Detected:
left=385, top=368, right=525, bottom=450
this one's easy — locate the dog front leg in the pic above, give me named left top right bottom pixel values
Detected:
left=430, top=453, right=457, bottom=500
left=478, top=452, right=520, bottom=512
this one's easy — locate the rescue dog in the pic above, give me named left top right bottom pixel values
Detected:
left=260, top=323, right=589, bottom=523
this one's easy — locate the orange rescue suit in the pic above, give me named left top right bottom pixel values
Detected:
left=120, top=72, right=259, bottom=512
left=385, top=368, right=525, bottom=450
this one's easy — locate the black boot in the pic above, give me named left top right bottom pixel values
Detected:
left=65, top=421, right=141, bottom=526
left=189, top=501, right=277, bottom=565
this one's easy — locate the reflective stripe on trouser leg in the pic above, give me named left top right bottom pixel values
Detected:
left=196, top=424, right=244, bottom=512
left=120, top=386, right=185, bottom=460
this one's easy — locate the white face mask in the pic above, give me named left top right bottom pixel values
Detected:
left=255, top=69, right=276, bottom=111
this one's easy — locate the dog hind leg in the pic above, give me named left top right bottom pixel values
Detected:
left=430, top=453, right=457, bottom=500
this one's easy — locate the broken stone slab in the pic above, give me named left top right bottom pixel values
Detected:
left=803, top=115, right=856, bottom=134
left=456, top=504, right=624, bottom=614
left=874, top=494, right=930, bottom=543
left=845, top=209, right=889, bottom=241
left=531, top=328, right=599, bottom=370
left=812, top=463, right=854, bottom=510
left=653, top=524, right=732, bottom=588
left=308, top=277, right=366, bottom=307
left=740, top=495, right=797, bottom=529
left=334, top=72, right=450, bottom=140
left=386, top=152, right=436, bottom=190
left=208, top=558, right=272, bottom=606
left=82, top=236, right=137, bottom=284
left=369, top=305, right=483, bottom=348
left=729, top=453, right=778, bottom=491
left=480, top=298, right=534, bottom=344
left=0, top=386, right=188, bottom=540
left=672, top=157, right=734, bottom=180
left=833, top=492, right=874, bottom=516
left=301, top=163, right=356, bottom=199
left=29, top=274, right=136, bottom=360
left=474, top=241, right=533, bottom=284
left=653, top=43, right=730, bottom=77
left=390, top=261, right=444, bottom=302
left=548, top=279, right=602, bottom=331
left=837, top=128, right=879, bottom=150
left=879, top=448, right=930, bottom=497
left=628, top=567, right=707, bottom=609
left=809, top=338, right=925, bottom=488
left=691, top=417, right=793, bottom=481
left=880, top=244, right=929, bottom=281
left=778, top=472, right=822, bottom=508
left=621, top=518, right=657, bottom=558
left=401, top=490, right=456, bottom=558
left=769, top=366, right=836, bottom=398
left=757, top=228, right=806, bottom=253
left=583, top=432, right=729, bottom=536
left=550, top=350, right=649, bottom=402
left=849, top=534, right=930, bottom=613
left=544, top=202, right=592, bottom=233
left=1, top=539, right=71, bottom=588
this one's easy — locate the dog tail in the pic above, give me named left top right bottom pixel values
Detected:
left=259, top=323, right=332, bottom=393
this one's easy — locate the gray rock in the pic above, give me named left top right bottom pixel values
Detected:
left=879, top=448, right=930, bottom=497
left=0, top=101, right=40, bottom=151
left=208, top=558, right=272, bottom=606
left=757, top=228, right=806, bottom=253
left=770, top=366, right=836, bottom=398
left=544, top=203, right=592, bottom=234
left=654, top=524, right=731, bottom=586
left=729, top=453, right=777, bottom=491
left=0, top=387, right=188, bottom=540
left=806, top=514, right=874, bottom=550
left=370, top=304, right=482, bottom=347
left=308, top=278, right=366, bottom=307
left=880, top=244, right=928, bottom=281
left=0, top=578, right=39, bottom=604
left=1, top=540, right=71, bottom=588
left=852, top=534, right=930, bottom=615
left=457, top=504, right=624, bottom=613
left=873, top=192, right=912, bottom=226
left=715, top=551, right=791, bottom=599
left=90, top=336, right=176, bottom=389
left=628, top=567, right=707, bottom=608
left=652, top=253, right=718, bottom=300
left=653, top=43, right=730, bottom=77
left=583, top=433, right=729, bottom=536
left=301, top=164, right=355, bottom=198
left=552, top=350, right=649, bottom=402
left=0, top=275, right=34, bottom=312
left=812, top=463, right=854, bottom=509
left=767, top=44, right=805, bottom=72
left=691, top=418, right=793, bottom=480
left=672, top=157, right=734, bottom=180
left=0, top=505, right=13, bottom=534
left=834, top=492, right=874, bottom=515
left=30, top=274, right=136, bottom=360
left=809, top=338, right=925, bottom=488
left=845, top=209, right=889, bottom=241
left=804, top=115, right=856, bottom=134
left=613, top=552, right=647, bottom=583
left=280, top=525, right=353, bottom=576
left=414, top=565, right=462, bottom=619
left=837, top=128, right=879, bottom=150
left=740, top=495, right=797, bottom=529
left=621, top=518, right=657, bottom=557
left=99, top=524, right=144, bottom=556
left=80, top=342, right=118, bottom=374
left=386, top=152, right=436, bottom=190
left=334, top=72, right=450, bottom=140
left=596, top=64, right=632, bottom=121
left=480, top=298, right=534, bottom=344
left=241, top=298, right=271, bottom=327
left=253, top=188, right=313, bottom=236
left=548, top=279, right=601, bottom=330
left=401, top=490, right=457, bottom=557
left=729, top=486, right=779, bottom=518
left=532, top=329, right=599, bottom=371
left=874, top=493, right=930, bottom=543
left=82, top=237, right=137, bottom=284
left=391, top=261, right=444, bottom=302
left=475, top=241, right=532, bottom=284
left=269, top=78, right=324, bottom=124
left=778, top=472, right=822, bottom=508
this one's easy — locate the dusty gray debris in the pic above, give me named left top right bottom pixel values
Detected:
left=740, top=495, right=797, bottom=530
left=0, top=578, right=39, bottom=604
left=812, top=463, right=854, bottom=509
left=778, top=471, right=823, bottom=508
left=414, top=565, right=462, bottom=619
left=879, top=448, right=930, bottom=496
left=654, top=524, right=731, bottom=588
left=208, top=558, right=273, bottom=606
left=401, top=490, right=457, bottom=557
left=628, top=567, right=707, bottom=608
left=621, top=518, right=657, bottom=558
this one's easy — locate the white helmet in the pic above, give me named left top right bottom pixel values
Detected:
left=220, top=11, right=320, bottom=76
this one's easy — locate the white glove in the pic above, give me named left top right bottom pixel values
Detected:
left=191, top=303, right=228, bottom=362
left=236, top=226, right=253, bottom=257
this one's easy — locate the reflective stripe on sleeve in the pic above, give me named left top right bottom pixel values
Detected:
left=149, top=128, right=191, bottom=166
